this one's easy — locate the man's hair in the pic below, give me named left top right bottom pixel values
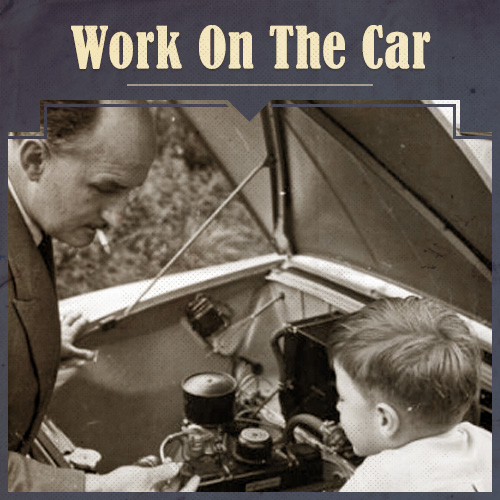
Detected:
left=329, top=297, right=480, bottom=428
left=12, top=100, right=100, bottom=147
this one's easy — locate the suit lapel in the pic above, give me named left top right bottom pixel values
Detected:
left=8, top=193, right=61, bottom=402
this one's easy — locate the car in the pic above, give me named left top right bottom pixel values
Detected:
left=41, top=100, right=492, bottom=492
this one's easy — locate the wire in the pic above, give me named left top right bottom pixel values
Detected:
left=159, top=432, right=186, bottom=463
left=234, top=416, right=283, bottom=430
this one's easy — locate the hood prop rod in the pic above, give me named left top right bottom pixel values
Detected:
left=261, top=105, right=293, bottom=255
left=120, top=160, right=268, bottom=320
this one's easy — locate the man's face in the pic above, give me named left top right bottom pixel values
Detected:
left=333, top=359, right=386, bottom=457
left=29, top=107, right=156, bottom=247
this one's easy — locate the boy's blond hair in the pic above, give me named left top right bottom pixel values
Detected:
left=329, top=297, right=480, bottom=428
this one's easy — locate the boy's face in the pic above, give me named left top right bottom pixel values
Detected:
left=333, top=359, right=387, bottom=457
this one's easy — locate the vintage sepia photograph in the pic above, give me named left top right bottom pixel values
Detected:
left=7, top=100, right=492, bottom=492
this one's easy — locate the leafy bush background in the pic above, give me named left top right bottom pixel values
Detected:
left=54, top=107, right=273, bottom=299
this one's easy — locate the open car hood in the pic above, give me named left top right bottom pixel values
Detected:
left=46, top=103, right=492, bottom=481
left=178, top=101, right=491, bottom=322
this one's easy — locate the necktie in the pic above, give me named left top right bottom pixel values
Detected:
left=38, top=233, right=55, bottom=283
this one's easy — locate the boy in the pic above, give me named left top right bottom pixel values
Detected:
left=329, top=297, right=492, bottom=492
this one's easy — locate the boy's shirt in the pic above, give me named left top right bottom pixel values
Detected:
left=340, top=422, right=492, bottom=492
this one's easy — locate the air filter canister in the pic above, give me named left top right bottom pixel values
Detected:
left=182, top=372, right=236, bottom=426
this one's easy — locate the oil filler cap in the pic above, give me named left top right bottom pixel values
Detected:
left=235, top=427, right=273, bottom=463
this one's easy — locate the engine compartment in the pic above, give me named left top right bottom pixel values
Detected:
left=144, top=309, right=360, bottom=492
left=47, top=264, right=492, bottom=491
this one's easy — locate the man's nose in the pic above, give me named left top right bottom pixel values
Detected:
left=101, top=195, right=128, bottom=228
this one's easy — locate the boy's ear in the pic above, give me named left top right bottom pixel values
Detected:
left=375, top=402, right=400, bottom=438
left=19, top=140, right=48, bottom=182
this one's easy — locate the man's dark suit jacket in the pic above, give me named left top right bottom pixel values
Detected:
left=8, top=192, right=85, bottom=491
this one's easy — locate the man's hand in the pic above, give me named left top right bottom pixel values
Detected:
left=55, top=311, right=96, bottom=389
left=85, top=462, right=200, bottom=492
left=60, top=311, right=95, bottom=361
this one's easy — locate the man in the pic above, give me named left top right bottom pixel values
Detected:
left=8, top=100, right=198, bottom=491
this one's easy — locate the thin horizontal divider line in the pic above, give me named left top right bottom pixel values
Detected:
left=127, top=83, right=374, bottom=87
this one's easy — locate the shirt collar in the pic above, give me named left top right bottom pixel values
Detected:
left=8, top=177, right=44, bottom=246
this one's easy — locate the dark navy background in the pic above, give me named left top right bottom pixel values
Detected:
left=0, top=0, right=497, bottom=497
left=1, top=0, right=498, bottom=125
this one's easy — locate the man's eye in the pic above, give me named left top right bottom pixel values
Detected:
left=93, top=185, right=119, bottom=194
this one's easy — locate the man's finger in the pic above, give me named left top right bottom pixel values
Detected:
left=72, top=347, right=96, bottom=361
left=62, top=311, right=83, bottom=326
left=55, top=364, right=82, bottom=389
left=180, top=475, right=201, bottom=492
left=62, top=345, right=96, bottom=361
left=149, top=462, right=182, bottom=483
left=69, top=316, right=89, bottom=334
left=60, top=357, right=88, bottom=369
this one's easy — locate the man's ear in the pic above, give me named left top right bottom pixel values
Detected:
left=375, top=402, right=400, bottom=438
left=19, top=140, right=48, bottom=182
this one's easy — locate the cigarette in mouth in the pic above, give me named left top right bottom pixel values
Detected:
left=96, top=229, right=111, bottom=254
